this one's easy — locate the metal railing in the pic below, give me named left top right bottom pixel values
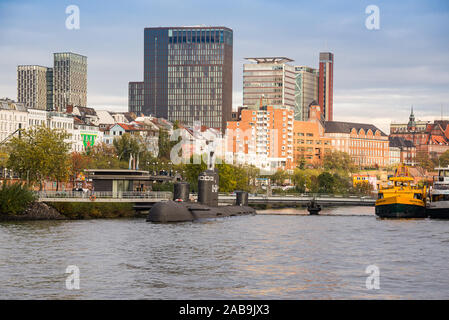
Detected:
left=217, top=192, right=377, bottom=200
left=36, top=190, right=172, bottom=200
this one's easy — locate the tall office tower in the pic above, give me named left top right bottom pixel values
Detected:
left=318, top=52, right=334, bottom=121
left=294, top=66, right=319, bottom=121
left=46, top=68, right=53, bottom=111
left=128, top=81, right=144, bottom=115
left=53, top=52, right=87, bottom=112
left=243, top=57, right=296, bottom=109
left=143, top=26, right=233, bottom=131
left=17, top=65, right=49, bottom=110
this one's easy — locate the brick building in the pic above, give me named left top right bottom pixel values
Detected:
left=324, top=121, right=389, bottom=168
left=293, top=103, right=331, bottom=166
left=390, top=109, right=449, bottom=159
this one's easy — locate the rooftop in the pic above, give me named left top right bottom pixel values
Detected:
left=245, top=57, right=294, bottom=64
left=324, top=121, right=387, bottom=136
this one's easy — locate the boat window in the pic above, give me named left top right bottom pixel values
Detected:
left=377, top=193, right=383, bottom=199
left=414, top=193, right=422, bottom=200
left=432, top=194, right=449, bottom=201
left=439, top=171, right=449, bottom=177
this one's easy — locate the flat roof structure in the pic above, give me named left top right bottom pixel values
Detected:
left=244, top=57, right=294, bottom=64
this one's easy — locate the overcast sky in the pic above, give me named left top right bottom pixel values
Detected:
left=0, top=0, right=448, bottom=133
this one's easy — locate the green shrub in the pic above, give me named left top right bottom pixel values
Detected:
left=0, top=181, right=36, bottom=215
left=49, top=202, right=134, bottom=219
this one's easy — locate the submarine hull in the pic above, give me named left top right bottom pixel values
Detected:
left=147, top=201, right=256, bottom=223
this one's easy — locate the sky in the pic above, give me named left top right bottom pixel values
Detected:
left=0, top=0, right=448, bottom=133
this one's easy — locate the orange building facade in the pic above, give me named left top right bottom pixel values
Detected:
left=226, top=103, right=390, bottom=171
left=293, top=105, right=331, bottom=166
left=226, top=105, right=294, bottom=173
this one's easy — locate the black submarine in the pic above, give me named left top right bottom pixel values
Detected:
left=146, top=154, right=256, bottom=223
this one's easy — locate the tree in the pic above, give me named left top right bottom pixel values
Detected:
left=416, top=151, right=437, bottom=171
left=332, top=172, right=352, bottom=195
left=7, top=126, right=71, bottom=190
left=181, top=156, right=207, bottom=192
left=323, top=151, right=356, bottom=172
left=113, top=133, right=144, bottom=163
left=158, top=129, right=177, bottom=160
left=88, top=142, right=125, bottom=169
left=70, top=152, right=92, bottom=183
left=242, top=164, right=260, bottom=192
left=439, top=150, right=449, bottom=167
left=271, top=169, right=290, bottom=186
left=292, top=169, right=310, bottom=193
left=352, top=181, right=374, bottom=195
left=216, top=163, right=238, bottom=192
left=317, top=171, right=334, bottom=194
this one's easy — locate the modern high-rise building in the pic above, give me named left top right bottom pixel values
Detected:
left=243, top=57, right=295, bottom=109
left=53, top=52, right=87, bottom=112
left=17, top=65, right=50, bottom=110
left=143, top=26, right=233, bottom=131
left=318, top=52, right=334, bottom=121
left=294, top=66, right=319, bottom=121
left=128, top=81, right=144, bottom=115
left=46, top=68, right=53, bottom=111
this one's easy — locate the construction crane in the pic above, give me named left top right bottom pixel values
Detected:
left=0, top=124, right=22, bottom=146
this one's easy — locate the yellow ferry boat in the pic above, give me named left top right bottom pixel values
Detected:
left=375, top=164, right=427, bottom=218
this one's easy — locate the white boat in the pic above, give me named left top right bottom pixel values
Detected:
left=428, top=166, right=449, bottom=219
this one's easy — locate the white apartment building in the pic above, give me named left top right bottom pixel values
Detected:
left=72, top=119, right=103, bottom=153
left=0, top=99, right=28, bottom=142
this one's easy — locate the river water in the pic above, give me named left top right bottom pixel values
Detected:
left=0, top=206, right=448, bottom=299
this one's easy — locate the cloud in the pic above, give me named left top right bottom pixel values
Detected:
left=0, top=0, right=448, bottom=130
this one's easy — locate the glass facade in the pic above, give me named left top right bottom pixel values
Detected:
left=53, top=52, right=87, bottom=112
left=242, top=58, right=295, bottom=109
left=46, top=68, right=53, bottom=111
left=128, top=81, right=144, bottom=114
left=143, top=27, right=233, bottom=131
left=294, top=66, right=318, bottom=121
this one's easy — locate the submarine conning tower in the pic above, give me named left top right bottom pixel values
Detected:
left=173, top=182, right=190, bottom=202
left=146, top=146, right=256, bottom=223
left=198, top=169, right=219, bottom=207
left=235, top=191, right=249, bottom=206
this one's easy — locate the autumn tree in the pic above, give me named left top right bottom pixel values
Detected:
left=416, top=151, right=438, bottom=171
left=7, top=126, right=71, bottom=190
left=323, top=151, right=356, bottom=172
left=70, top=152, right=92, bottom=183
left=271, top=169, right=290, bottom=186
left=113, top=133, right=144, bottom=163
left=88, top=142, right=125, bottom=169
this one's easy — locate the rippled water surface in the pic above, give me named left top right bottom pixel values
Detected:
left=1, top=206, right=448, bottom=299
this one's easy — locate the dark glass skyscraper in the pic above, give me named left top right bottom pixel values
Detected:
left=143, top=26, right=233, bottom=131
left=128, top=81, right=144, bottom=115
